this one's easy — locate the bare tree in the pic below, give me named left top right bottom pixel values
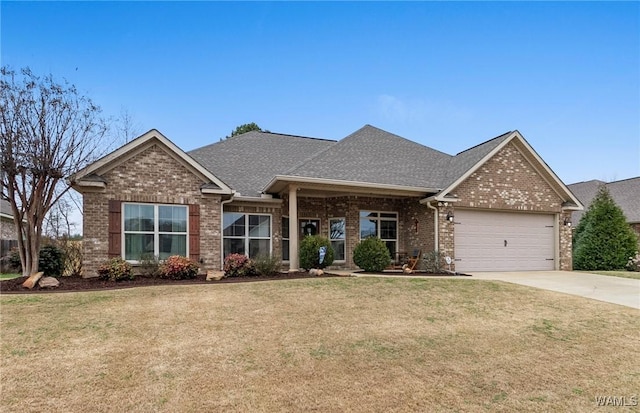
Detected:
left=0, top=67, right=108, bottom=276
left=115, top=106, right=142, bottom=144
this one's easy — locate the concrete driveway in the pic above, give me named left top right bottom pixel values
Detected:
left=467, top=271, right=640, bottom=309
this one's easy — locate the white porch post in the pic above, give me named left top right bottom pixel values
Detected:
left=288, top=185, right=299, bottom=272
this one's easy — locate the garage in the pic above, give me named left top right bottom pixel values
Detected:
left=453, top=209, right=556, bottom=272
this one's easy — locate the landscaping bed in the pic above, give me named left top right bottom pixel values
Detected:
left=0, top=271, right=338, bottom=293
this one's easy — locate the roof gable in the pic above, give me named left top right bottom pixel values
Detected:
left=280, top=125, right=453, bottom=190
left=69, top=129, right=232, bottom=194
left=436, top=131, right=582, bottom=209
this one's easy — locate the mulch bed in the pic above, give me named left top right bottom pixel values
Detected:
left=0, top=272, right=339, bottom=294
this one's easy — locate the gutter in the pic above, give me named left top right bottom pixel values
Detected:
left=219, top=191, right=236, bottom=270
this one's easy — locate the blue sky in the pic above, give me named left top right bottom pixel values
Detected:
left=2, top=1, right=639, bottom=188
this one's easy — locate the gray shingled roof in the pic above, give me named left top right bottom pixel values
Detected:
left=441, top=131, right=513, bottom=189
left=0, top=199, right=12, bottom=216
left=568, top=177, right=640, bottom=223
left=188, top=131, right=336, bottom=197
left=284, top=125, right=453, bottom=189
left=188, top=126, right=521, bottom=197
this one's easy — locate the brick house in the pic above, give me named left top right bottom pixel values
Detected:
left=568, top=177, right=640, bottom=248
left=1, top=199, right=20, bottom=256
left=70, top=125, right=582, bottom=277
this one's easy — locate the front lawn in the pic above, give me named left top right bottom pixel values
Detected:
left=1, top=277, right=638, bottom=412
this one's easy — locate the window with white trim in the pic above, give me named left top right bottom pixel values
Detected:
left=123, top=203, right=188, bottom=261
left=223, top=213, right=272, bottom=258
left=359, top=211, right=397, bottom=257
left=329, top=217, right=346, bottom=261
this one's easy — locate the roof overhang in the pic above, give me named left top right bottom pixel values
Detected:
left=434, top=131, right=584, bottom=210
left=69, top=129, right=233, bottom=195
left=264, top=175, right=441, bottom=198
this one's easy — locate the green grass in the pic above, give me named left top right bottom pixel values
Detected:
left=1, top=277, right=638, bottom=412
left=586, top=270, right=640, bottom=280
left=0, top=273, right=21, bottom=280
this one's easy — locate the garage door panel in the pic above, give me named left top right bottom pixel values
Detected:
left=454, top=210, right=555, bottom=272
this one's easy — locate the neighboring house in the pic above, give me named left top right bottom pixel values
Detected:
left=70, top=125, right=582, bottom=276
left=567, top=177, right=640, bottom=246
left=1, top=199, right=19, bottom=256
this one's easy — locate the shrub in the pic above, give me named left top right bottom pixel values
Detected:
left=224, top=253, right=256, bottom=277
left=299, top=235, right=334, bottom=270
left=8, top=245, right=66, bottom=276
left=160, top=255, right=199, bottom=280
left=59, top=240, right=82, bottom=277
left=253, top=254, right=282, bottom=276
left=97, top=258, right=134, bottom=281
left=353, top=237, right=391, bottom=272
left=573, top=186, right=638, bottom=270
left=138, top=253, right=161, bottom=278
left=422, top=250, right=445, bottom=273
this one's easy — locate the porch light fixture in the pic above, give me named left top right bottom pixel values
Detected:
left=446, top=212, right=454, bottom=223
left=564, top=218, right=572, bottom=227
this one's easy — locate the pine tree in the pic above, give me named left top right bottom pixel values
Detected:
left=573, top=186, right=638, bottom=270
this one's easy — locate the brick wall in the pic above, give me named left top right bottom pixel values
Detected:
left=81, top=143, right=222, bottom=277
left=281, top=195, right=434, bottom=269
left=446, top=141, right=572, bottom=270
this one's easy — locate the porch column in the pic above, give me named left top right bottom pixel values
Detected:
left=288, top=185, right=299, bottom=272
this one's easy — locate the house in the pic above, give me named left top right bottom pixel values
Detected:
left=567, top=177, right=640, bottom=246
left=1, top=199, right=19, bottom=256
left=70, top=125, right=582, bottom=276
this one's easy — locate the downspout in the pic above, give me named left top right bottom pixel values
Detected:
left=426, top=201, right=438, bottom=252
left=220, top=192, right=236, bottom=270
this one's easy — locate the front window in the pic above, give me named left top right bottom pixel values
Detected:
left=329, top=218, right=346, bottom=261
left=223, top=213, right=271, bottom=258
left=123, top=203, right=187, bottom=261
left=360, top=211, right=397, bottom=257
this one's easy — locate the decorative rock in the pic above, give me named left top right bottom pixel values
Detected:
left=38, top=276, right=60, bottom=288
left=22, top=272, right=43, bottom=289
left=403, top=267, right=413, bottom=274
left=309, top=268, right=319, bottom=276
left=206, top=270, right=224, bottom=281
left=317, top=269, right=324, bottom=276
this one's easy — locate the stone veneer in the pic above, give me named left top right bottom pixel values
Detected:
left=81, top=143, right=222, bottom=277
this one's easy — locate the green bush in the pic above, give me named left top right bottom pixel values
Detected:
left=422, top=250, right=444, bottom=273
left=299, top=235, right=334, bottom=270
left=223, top=253, right=256, bottom=277
left=97, top=258, right=134, bottom=281
left=253, top=254, right=282, bottom=276
left=160, top=255, right=199, bottom=279
left=138, top=253, right=161, bottom=278
left=353, top=237, right=391, bottom=272
left=573, top=186, right=638, bottom=270
left=8, top=245, right=65, bottom=276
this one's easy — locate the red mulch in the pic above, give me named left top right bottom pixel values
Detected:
left=0, top=272, right=339, bottom=294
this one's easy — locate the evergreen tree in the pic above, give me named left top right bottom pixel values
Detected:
left=573, top=186, right=638, bottom=270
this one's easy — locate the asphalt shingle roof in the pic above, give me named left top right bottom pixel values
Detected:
left=187, top=126, right=521, bottom=197
left=0, top=199, right=12, bottom=216
left=188, top=131, right=336, bottom=197
left=284, top=125, right=453, bottom=189
left=568, top=177, right=640, bottom=223
left=442, top=131, right=513, bottom=188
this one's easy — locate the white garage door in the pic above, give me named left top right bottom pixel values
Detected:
left=454, top=210, right=555, bottom=272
